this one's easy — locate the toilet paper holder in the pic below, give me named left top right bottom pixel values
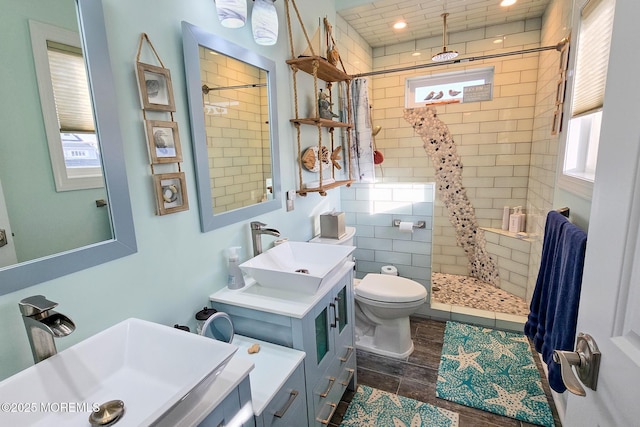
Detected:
left=392, top=220, right=426, bottom=229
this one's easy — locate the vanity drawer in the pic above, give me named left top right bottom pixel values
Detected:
left=255, top=363, right=306, bottom=427
left=311, top=351, right=355, bottom=426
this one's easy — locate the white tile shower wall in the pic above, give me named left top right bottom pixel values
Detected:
left=200, top=47, right=270, bottom=212
left=483, top=228, right=532, bottom=299
left=335, top=14, right=373, bottom=76
left=340, top=183, right=435, bottom=292
left=369, top=19, right=541, bottom=282
left=526, top=0, right=572, bottom=302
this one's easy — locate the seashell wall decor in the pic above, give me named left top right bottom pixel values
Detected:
left=403, top=106, right=499, bottom=286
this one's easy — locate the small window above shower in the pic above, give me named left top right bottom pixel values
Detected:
left=405, top=67, right=494, bottom=108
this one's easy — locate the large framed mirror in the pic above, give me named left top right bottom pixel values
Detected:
left=0, top=0, right=136, bottom=296
left=182, top=21, right=281, bottom=232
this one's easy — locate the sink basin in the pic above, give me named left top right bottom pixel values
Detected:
left=0, top=318, right=237, bottom=426
left=239, top=241, right=355, bottom=294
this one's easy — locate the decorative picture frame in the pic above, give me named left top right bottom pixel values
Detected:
left=145, top=120, right=182, bottom=164
left=136, top=62, right=176, bottom=112
left=153, top=172, right=189, bottom=215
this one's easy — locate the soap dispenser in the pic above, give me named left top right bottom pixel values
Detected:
left=227, top=247, right=245, bottom=290
left=509, top=206, right=523, bottom=233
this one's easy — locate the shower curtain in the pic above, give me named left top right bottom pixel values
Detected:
left=343, top=78, right=375, bottom=182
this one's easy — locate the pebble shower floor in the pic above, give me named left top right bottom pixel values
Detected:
left=431, top=273, right=529, bottom=316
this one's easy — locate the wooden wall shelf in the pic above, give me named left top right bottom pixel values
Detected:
left=290, top=118, right=351, bottom=128
left=286, top=56, right=351, bottom=83
left=297, top=180, right=354, bottom=196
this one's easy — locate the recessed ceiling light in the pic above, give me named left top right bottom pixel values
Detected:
left=500, top=0, right=517, bottom=6
left=393, top=21, right=407, bottom=30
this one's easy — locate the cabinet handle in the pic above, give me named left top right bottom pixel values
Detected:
left=339, top=346, right=354, bottom=363
left=316, top=402, right=337, bottom=425
left=319, top=376, right=336, bottom=398
left=341, top=368, right=355, bottom=386
left=329, top=302, right=337, bottom=328
left=334, top=296, right=341, bottom=323
left=274, top=389, right=298, bottom=418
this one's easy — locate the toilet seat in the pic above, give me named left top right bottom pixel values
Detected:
left=355, top=274, right=427, bottom=303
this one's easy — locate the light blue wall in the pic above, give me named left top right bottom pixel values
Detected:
left=0, top=0, right=341, bottom=380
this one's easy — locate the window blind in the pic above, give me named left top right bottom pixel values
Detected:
left=571, top=0, right=615, bottom=116
left=46, top=41, right=95, bottom=133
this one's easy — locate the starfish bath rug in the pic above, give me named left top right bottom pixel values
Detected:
left=436, top=321, right=554, bottom=427
left=340, top=385, right=459, bottom=427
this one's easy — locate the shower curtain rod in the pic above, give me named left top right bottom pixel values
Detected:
left=352, top=40, right=568, bottom=78
left=202, top=82, right=266, bottom=94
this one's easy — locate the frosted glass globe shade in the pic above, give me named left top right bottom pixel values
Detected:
left=252, top=0, right=278, bottom=46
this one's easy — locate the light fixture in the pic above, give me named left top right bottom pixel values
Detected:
left=393, top=21, right=407, bottom=30
left=252, top=0, right=278, bottom=45
left=432, top=13, right=459, bottom=62
left=215, top=0, right=247, bottom=28
left=500, top=0, right=517, bottom=6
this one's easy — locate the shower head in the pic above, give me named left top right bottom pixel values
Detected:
left=372, top=125, right=382, bottom=136
left=432, top=13, right=458, bottom=62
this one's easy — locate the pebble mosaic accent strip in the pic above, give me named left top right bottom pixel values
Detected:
left=403, top=107, right=498, bottom=286
left=431, top=273, right=529, bottom=316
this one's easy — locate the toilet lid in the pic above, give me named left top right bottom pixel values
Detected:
left=355, top=274, right=427, bottom=303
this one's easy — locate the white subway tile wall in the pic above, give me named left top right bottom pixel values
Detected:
left=369, top=19, right=541, bottom=280
left=483, top=228, right=532, bottom=298
left=525, top=0, right=572, bottom=302
left=200, top=46, right=271, bottom=213
left=340, top=183, right=434, bottom=293
left=335, top=5, right=570, bottom=305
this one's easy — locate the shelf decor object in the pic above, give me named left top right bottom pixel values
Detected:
left=283, top=0, right=353, bottom=196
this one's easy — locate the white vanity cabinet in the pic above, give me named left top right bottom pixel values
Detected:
left=210, top=263, right=357, bottom=427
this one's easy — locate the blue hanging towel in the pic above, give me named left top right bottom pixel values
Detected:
left=524, top=211, right=587, bottom=393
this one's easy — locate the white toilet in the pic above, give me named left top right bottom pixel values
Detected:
left=310, top=227, right=428, bottom=359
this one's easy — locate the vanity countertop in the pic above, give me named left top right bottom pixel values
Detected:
left=210, top=262, right=353, bottom=319
left=232, top=335, right=305, bottom=417
left=162, top=355, right=254, bottom=427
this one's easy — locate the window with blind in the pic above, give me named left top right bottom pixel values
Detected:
left=30, top=20, right=103, bottom=192
left=561, top=0, right=615, bottom=191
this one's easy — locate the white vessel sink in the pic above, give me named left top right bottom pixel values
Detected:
left=239, top=241, right=355, bottom=294
left=0, top=318, right=237, bottom=426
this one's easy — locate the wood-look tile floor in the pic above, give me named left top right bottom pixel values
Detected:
left=329, top=317, right=562, bottom=427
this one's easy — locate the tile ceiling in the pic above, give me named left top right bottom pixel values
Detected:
left=337, top=0, right=552, bottom=48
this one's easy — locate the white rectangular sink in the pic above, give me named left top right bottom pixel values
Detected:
left=0, top=318, right=237, bottom=426
left=239, top=241, right=355, bottom=294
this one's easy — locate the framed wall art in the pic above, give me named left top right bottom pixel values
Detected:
left=145, top=120, right=182, bottom=164
left=136, top=62, right=176, bottom=112
left=153, top=172, right=189, bottom=215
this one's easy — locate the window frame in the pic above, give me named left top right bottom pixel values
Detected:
left=557, top=0, right=615, bottom=200
left=405, top=67, right=494, bottom=108
left=29, top=20, right=103, bottom=192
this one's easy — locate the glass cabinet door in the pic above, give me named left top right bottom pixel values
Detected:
left=315, top=307, right=329, bottom=364
left=336, top=285, right=348, bottom=333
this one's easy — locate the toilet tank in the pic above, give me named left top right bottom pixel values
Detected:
left=309, top=226, right=356, bottom=246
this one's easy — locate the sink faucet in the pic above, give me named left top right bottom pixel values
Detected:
left=18, top=295, right=75, bottom=364
left=250, top=221, right=280, bottom=256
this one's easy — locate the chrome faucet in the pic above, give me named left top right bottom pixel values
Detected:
left=250, top=221, right=280, bottom=256
left=18, top=295, right=75, bottom=364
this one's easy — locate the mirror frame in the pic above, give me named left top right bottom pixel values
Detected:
left=182, top=21, right=282, bottom=232
left=0, top=0, right=137, bottom=296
